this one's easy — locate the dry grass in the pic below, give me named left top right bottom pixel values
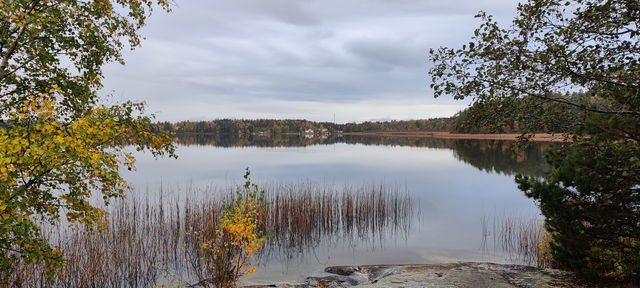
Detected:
left=6, top=182, right=415, bottom=287
left=263, top=183, right=413, bottom=253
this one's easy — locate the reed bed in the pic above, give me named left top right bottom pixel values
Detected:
left=480, top=215, right=555, bottom=269
left=262, top=182, right=413, bottom=257
left=6, top=182, right=416, bottom=287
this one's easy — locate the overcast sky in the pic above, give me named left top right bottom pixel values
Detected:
left=102, top=0, right=522, bottom=123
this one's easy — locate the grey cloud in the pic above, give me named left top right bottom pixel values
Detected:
left=345, top=38, right=426, bottom=69
left=246, top=0, right=323, bottom=26
left=103, top=0, right=522, bottom=122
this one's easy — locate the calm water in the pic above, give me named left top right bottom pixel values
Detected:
left=123, top=135, right=551, bottom=282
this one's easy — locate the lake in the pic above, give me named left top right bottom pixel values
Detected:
left=123, top=135, right=552, bottom=283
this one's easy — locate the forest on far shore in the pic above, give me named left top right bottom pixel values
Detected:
left=157, top=93, right=589, bottom=136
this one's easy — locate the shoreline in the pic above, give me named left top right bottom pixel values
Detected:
left=243, top=262, right=582, bottom=288
left=341, top=131, right=567, bottom=142
left=171, top=131, right=567, bottom=142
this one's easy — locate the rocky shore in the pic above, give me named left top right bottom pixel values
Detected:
left=242, top=262, right=583, bottom=288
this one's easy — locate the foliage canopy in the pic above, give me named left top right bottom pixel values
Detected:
left=191, top=169, right=267, bottom=288
left=0, top=0, right=174, bottom=279
left=429, top=0, right=639, bottom=281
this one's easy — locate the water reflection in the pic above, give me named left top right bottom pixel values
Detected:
left=173, top=133, right=337, bottom=147
left=260, top=183, right=414, bottom=261
left=451, top=140, right=552, bottom=177
left=174, top=134, right=552, bottom=177
left=115, top=134, right=550, bottom=283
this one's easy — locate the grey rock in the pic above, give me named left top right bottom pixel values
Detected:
left=241, top=262, right=581, bottom=288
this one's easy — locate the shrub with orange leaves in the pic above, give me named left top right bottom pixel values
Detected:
left=191, top=169, right=267, bottom=288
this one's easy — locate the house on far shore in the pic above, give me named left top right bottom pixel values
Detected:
left=251, top=129, right=269, bottom=137
left=304, top=129, right=314, bottom=134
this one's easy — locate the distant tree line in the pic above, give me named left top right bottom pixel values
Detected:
left=340, top=118, right=454, bottom=132
left=156, top=117, right=457, bottom=135
left=157, top=96, right=602, bottom=135
left=157, top=119, right=338, bottom=136
left=157, top=92, right=599, bottom=136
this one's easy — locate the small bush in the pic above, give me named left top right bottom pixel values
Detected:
left=190, top=169, right=267, bottom=287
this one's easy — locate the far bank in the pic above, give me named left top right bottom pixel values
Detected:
left=342, top=131, right=566, bottom=142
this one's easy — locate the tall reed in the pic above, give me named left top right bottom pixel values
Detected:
left=480, top=215, right=555, bottom=269
left=6, top=181, right=415, bottom=287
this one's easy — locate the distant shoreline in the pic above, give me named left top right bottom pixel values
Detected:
left=170, top=131, right=567, bottom=142
left=341, top=131, right=567, bottom=142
